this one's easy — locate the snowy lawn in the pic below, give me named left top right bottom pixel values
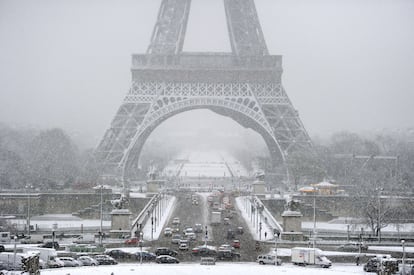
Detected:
left=40, top=262, right=367, bottom=275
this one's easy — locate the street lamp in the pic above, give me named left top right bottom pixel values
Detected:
left=376, top=187, right=384, bottom=243
left=99, top=185, right=103, bottom=246
left=401, top=239, right=406, bottom=274
left=25, top=184, right=33, bottom=237
left=13, top=235, right=17, bottom=269
left=274, top=233, right=279, bottom=266
left=139, top=232, right=144, bottom=265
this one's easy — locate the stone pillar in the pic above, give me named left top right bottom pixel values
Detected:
left=110, top=209, right=132, bottom=238
left=252, top=180, right=266, bottom=196
left=281, top=210, right=303, bottom=241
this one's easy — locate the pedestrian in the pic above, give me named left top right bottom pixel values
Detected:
left=264, top=232, right=267, bottom=239
left=355, top=255, right=360, bottom=266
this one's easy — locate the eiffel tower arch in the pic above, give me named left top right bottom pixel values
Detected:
left=94, top=0, right=312, bottom=183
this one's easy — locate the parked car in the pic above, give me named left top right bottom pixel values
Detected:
left=217, top=250, right=240, bottom=261
left=192, top=246, right=217, bottom=257
left=94, top=254, right=118, bottom=265
left=256, top=254, right=282, bottom=265
left=124, top=237, right=139, bottom=245
left=105, top=249, right=131, bottom=259
left=0, top=245, right=5, bottom=253
left=77, top=256, right=99, bottom=266
left=134, top=251, right=156, bottom=261
left=41, top=241, right=59, bottom=249
left=164, top=228, right=173, bottom=237
left=155, top=247, right=178, bottom=257
left=232, top=240, right=240, bottom=249
left=57, top=257, right=82, bottom=267
left=219, top=244, right=234, bottom=251
left=156, top=255, right=179, bottom=264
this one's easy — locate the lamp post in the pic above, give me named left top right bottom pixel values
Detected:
left=401, top=239, right=406, bottom=274
left=204, top=226, right=208, bottom=246
left=13, top=235, right=17, bottom=270
left=274, top=233, right=279, bottom=266
left=376, top=187, right=383, bottom=243
left=99, top=185, right=103, bottom=246
left=139, top=232, right=143, bottom=265
left=52, top=230, right=55, bottom=246
left=26, top=184, right=33, bottom=237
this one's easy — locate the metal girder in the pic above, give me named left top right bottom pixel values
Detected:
left=224, top=0, right=268, bottom=56
left=147, top=0, right=191, bottom=54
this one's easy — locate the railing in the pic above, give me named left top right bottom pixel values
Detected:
left=130, top=194, right=159, bottom=236
left=132, top=53, right=282, bottom=70
left=254, top=196, right=284, bottom=233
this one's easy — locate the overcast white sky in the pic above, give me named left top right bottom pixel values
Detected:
left=0, top=0, right=413, bottom=148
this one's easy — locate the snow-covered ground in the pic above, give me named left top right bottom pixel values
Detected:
left=39, top=262, right=368, bottom=275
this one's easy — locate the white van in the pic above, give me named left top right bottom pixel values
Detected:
left=256, top=254, right=282, bottom=265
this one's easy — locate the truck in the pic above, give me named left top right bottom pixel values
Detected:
left=22, top=247, right=63, bottom=268
left=291, top=247, right=331, bottom=268
left=211, top=211, right=221, bottom=225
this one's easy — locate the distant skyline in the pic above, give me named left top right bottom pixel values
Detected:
left=1, top=0, right=413, bottom=148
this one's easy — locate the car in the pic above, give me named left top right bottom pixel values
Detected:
left=192, top=246, right=217, bottom=257
left=57, top=257, right=82, bottom=267
left=77, top=256, right=99, bottom=266
left=164, top=227, right=173, bottom=237
left=217, top=250, right=240, bottom=261
left=94, top=254, right=118, bottom=265
left=0, top=245, right=5, bottom=253
left=232, top=240, right=240, bottom=249
left=155, top=247, right=178, bottom=257
left=134, top=251, right=156, bottom=261
left=237, top=226, right=244, bottom=235
left=256, top=254, right=282, bottom=265
left=219, top=244, right=234, bottom=251
left=179, top=240, right=189, bottom=251
left=183, top=227, right=194, bottom=235
left=194, top=224, right=203, bottom=233
left=172, top=217, right=180, bottom=225
left=338, top=242, right=368, bottom=252
left=105, top=249, right=132, bottom=259
left=124, top=237, right=139, bottom=245
left=156, top=255, right=179, bottom=264
left=171, top=234, right=182, bottom=244
left=186, top=232, right=196, bottom=241
left=41, top=241, right=59, bottom=249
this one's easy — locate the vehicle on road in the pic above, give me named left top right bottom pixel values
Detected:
left=57, top=257, right=82, bottom=267
left=155, top=255, right=179, bottom=264
left=256, top=254, right=282, bottom=265
left=171, top=234, right=182, bottom=244
left=364, top=257, right=380, bottom=272
left=211, top=211, right=221, bottom=225
left=41, top=241, right=59, bottom=249
left=105, top=249, right=131, bottom=259
left=124, top=237, right=139, bottom=245
left=155, top=247, right=178, bottom=257
left=291, top=247, right=331, bottom=268
left=194, top=224, right=203, bottom=233
left=217, top=250, right=240, bottom=261
left=232, top=240, right=240, bottom=249
left=77, top=256, right=99, bottom=266
left=172, top=217, right=180, bottom=225
left=134, top=251, right=156, bottom=261
left=179, top=240, right=189, bottom=251
left=192, top=246, right=217, bottom=257
left=164, top=227, right=173, bottom=237
left=94, top=255, right=118, bottom=265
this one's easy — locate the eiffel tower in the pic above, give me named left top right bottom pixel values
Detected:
left=94, top=0, right=312, bottom=181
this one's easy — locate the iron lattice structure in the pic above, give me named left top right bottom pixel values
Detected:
left=95, top=0, right=312, bottom=180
